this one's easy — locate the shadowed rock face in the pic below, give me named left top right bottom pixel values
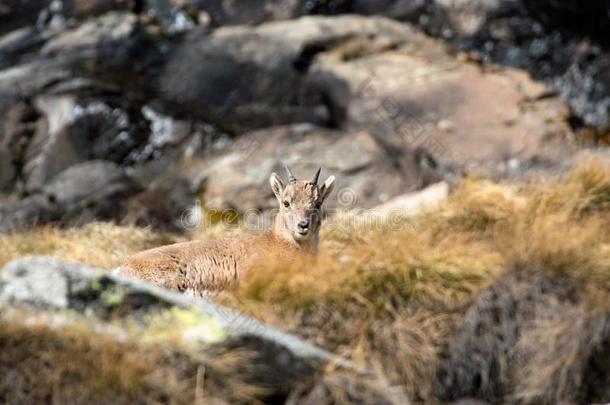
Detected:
left=522, top=0, right=610, bottom=41
left=0, top=0, right=51, bottom=36
left=157, top=25, right=333, bottom=132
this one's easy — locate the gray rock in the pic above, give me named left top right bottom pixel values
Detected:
left=21, top=94, right=150, bottom=192
left=0, top=59, right=73, bottom=103
left=0, top=26, right=57, bottom=70
left=0, top=256, right=89, bottom=308
left=42, top=160, right=139, bottom=212
left=40, top=11, right=138, bottom=56
left=0, top=12, right=151, bottom=106
left=559, top=50, right=610, bottom=131
left=23, top=95, right=82, bottom=192
left=0, top=160, right=139, bottom=233
left=0, top=194, right=60, bottom=234
left=159, top=27, right=327, bottom=132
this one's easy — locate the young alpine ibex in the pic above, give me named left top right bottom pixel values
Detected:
left=116, top=166, right=335, bottom=296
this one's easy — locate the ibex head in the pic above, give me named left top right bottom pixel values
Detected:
left=269, top=165, right=335, bottom=249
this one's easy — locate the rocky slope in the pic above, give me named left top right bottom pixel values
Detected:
left=3, top=0, right=608, bottom=233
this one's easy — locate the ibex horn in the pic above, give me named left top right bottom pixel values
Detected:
left=285, top=165, right=297, bottom=185
left=311, top=167, right=321, bottom=185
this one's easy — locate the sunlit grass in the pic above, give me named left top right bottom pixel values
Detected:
left=0, top=222, right=178, bottom=270
left=1, top=159, right=609, bottom=402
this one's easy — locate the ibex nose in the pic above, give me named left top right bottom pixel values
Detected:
left=298, top=220, right=309, bottom=230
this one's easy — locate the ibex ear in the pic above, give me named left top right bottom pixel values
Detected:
left=319, top=176, right=335, bottom=202
left=269, top=173, right=285, bottom=201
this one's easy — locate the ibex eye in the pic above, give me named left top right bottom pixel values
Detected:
left=315, top=202, right=322, bottom=209
left=283, top=201, right=290, bottom=208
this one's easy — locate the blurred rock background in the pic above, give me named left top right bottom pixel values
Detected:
left=0, top=0, right=609, bottom=233
left=2, top=3, right=610, bottom=403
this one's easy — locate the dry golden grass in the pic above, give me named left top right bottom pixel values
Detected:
left=0, top=223, right=178, bottom=270
left=0, top=310, right=266, bottom=404
left=226, top=160, right=610, bottom=401
left=497, top=161, right=610, bottom=307
left=1, top=160, right=609, bottom=403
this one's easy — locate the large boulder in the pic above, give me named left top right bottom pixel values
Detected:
left=42, top=160, right=139, bottom=217
left=158, top=15, right=412, bottom=132
left=306, top=21, right=572, bottom=171
left=169, top=13, right=574, bottom=195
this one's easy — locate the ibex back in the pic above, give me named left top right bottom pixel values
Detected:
left=117, top=166, right=335, bottom=296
